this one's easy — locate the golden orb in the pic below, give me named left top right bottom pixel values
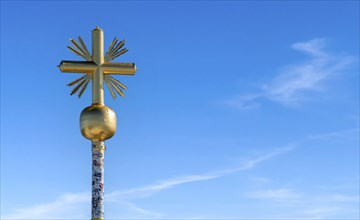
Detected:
left=80, top=104, right=117, bottom=141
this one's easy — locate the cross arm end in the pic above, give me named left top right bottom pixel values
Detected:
left=59, top=60, right=97, bottom=73
left=102, top=62, right=137, bottom=75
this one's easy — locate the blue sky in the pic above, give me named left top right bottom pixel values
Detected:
left=1, top=1, right=359, bottom=219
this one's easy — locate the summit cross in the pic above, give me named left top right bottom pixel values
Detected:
left=59, top=26, right=137, bottom=104
left=59, top=27, right=137, bottom=220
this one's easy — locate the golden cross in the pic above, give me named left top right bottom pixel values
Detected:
left=59, top=26, right=137, bottom=105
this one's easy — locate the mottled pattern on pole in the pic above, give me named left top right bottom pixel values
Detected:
left=92, top=141, right=105, bottom=219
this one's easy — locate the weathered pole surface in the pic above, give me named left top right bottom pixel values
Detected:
left=91, top=140, right=105, bottom=219
left=59, top=27, right=137, bottom=220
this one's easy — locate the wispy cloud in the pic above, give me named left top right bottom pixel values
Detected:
left=263, top=38, right=354, bottom=104
left=2, top=193, right=90, bottom=219
left=107, top=174, right=220, bottom=201
left=224, top=94, right=262, bottom=110
left=307, top=128, right=359, bottom=141
left=246, top=187, right=359, bottom=219
left=250, top=177, right=271, bottom=184
left=2, top=146, right=293, bottom=219
left=109, top=145, right=294, bottom=202
left=107, top=200, right=164, bottom=219
left=247, top=188, right=303, bottom=202
left=226, top=38, right=355, bottom=109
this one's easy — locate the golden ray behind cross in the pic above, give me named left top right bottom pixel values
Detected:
left=59, top=26, right=137, bottom=101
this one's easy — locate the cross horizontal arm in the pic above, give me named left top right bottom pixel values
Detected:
left=59, top=61, right=97, bottom=73
left=102, top=62, right=137, bottom=75
left=59, top=61, right=137, bottom=75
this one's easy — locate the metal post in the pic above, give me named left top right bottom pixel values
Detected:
left=92, top=141, right=105, bottom=220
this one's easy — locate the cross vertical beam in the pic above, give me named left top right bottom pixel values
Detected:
left=92, top=27, right=105, bottom=105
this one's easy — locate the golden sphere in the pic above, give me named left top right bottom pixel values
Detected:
left=80, top=104, right=117, bottom=141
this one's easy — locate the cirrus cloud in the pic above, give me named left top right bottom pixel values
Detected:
left=226, top=38, right=356, bottom=109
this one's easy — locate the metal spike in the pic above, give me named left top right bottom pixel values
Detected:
left=67, top=75, right=87, bottom=87
left=70, top=38, right=87, bottom=55
left=109, top=80, right=125, bottom=97
left=78, top=79, right=90, bottom=98
left=78, top=36, right=91, bottom=57
left=109, top=76, right=127, bottom=90
left=109, top=40, right=125, bottom=56
left=105, top=77, right=117, bottom=99
left=68, top=43, right=86, bottom=57
left=67, top=46, right=88, bottom=60
left=70, top=39, right=91, bottom=61
left=105, top=37, right=118, bottom=57
left=70, top=78, right=87, bottom=95
left=110, top=48, right=128, bottom=60
left=105, top=39, right=120, bottom=61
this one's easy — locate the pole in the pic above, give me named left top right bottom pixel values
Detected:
left=91, top=27, right=106, bottom=220
left=91, top=141, right=105, bottom=220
